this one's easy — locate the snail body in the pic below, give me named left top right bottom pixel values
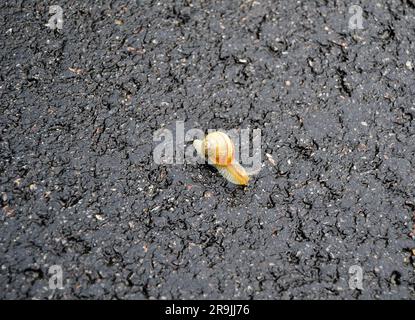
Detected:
left=193, top=132, right=250, bottom=186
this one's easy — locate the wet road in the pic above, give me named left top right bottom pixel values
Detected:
left=0, top=0, right=414, bottom=299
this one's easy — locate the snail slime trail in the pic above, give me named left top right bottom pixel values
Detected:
left=165, top=304, right=199, bottom=318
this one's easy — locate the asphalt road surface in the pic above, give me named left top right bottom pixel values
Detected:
left=1, top=0, right=414, bottom=299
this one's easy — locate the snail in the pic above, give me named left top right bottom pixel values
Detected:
left=193, top=131, right=250, bottom=186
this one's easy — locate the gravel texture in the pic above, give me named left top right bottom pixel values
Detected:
left=1, top=0, right=415, bottom=299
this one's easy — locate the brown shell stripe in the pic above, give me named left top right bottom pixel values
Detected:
left=215, top=142, right=220, bottom=164
left=224, top=133, right=233, bottom=164
left=217, top=132, right=233, bottom=165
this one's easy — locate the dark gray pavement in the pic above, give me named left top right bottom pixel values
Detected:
left=0, top=0, right=414, bottom=299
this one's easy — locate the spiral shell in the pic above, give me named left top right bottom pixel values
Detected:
left=203, top=131, right=234, bottom=166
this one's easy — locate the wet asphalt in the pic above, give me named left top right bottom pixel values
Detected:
left=0, top=0, right=414, bottom=299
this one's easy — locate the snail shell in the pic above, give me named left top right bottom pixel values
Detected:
left=193, top=132, right=250, bottom=186
left=202, top=131, right=234, bottom=166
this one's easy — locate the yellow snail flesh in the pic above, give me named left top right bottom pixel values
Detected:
left=193, top=131, right=250, bottom=186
